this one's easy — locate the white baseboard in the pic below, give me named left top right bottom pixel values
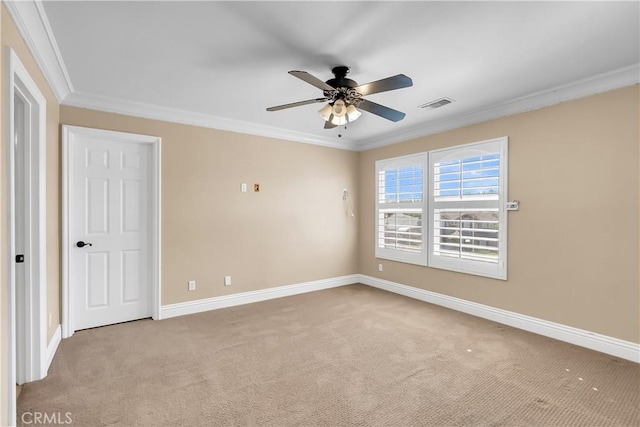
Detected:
left=358, top=275, right=639, bottom=363
left=45, top=324, right=62, bottom=374
left=158, top=273, right=639, bottom=363
left=160, top=275, right=359, bottom=320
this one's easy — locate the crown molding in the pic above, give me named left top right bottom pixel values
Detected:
left=3, top=0, right=73, bottom=101
left=5, top=0, right=356, bottom=150
left=357, top=64, right=640, bottom=151
left=62, top=92, right=359, bottom=150
left=62, top=65, right=639, bottom=153
left=8, top=0, right=637, bottom=152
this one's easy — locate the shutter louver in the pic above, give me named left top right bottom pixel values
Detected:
left=428, top=137, right=508, bottom=279
left=375, top=154, right=428, bottom=265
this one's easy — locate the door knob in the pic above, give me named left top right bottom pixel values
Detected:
left=76, top=241, right=93, bottom=248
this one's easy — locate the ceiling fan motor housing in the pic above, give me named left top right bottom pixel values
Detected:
left=325, top=66, right=361, bottom=105
left=326, top=66, right=358, bottom=90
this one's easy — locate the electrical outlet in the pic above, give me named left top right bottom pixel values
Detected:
left=188, top=280, right=196, bottom=291
left=224, top=276, right=232, bottom=286
left=378, top=263, right=383, bottom=272
left=241, top=183, right=247, bottom=192
left=254, top=183, right=260, bottom=192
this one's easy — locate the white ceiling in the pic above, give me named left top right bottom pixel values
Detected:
left=14, top=1, right=640, bottom=150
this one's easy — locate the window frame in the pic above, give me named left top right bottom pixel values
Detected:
left=374, top=153, right=428, bottom=266
left=428, top=137, right=508, bottom=280
left=374, top=137, right=509, bottom=280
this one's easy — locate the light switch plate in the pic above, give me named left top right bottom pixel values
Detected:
left=506, top=200, right=519, bottom=211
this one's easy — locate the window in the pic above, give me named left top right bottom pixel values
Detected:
left=429, top=137, right=508, bottom=279
left=375, top=153, right=427, bottom=265
left=374, top=137, right=508, bottom=279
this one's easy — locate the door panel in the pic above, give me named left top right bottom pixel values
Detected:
left=122, top=250, right=141, bottom=303
left=70, top=132, right=152, bottom=331
left=14, top=92, right=27, bottom=384
left=87, top=252, right=109, bottom=308
left=87, top=178, right=109, bottom=233
left=122, top=179, right=141, bottom=232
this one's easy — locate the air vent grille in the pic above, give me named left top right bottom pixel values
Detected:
left=419, top=97, right=454, bottom=110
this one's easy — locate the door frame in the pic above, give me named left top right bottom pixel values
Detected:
left=61, top=125, right=161, bottom=338
left=6, top=47, right=48, bottom=426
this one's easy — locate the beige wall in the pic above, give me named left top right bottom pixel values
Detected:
left=59, top=107, right=360, bottom=305
left=0, top=5, right=637, bottom=423
left=1, top=4, right=62, bottom=423
left=359, top=85, right=640, bottom=343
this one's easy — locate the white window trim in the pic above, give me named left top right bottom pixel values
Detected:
left=428, top=137, right=508, bottom=280
left=374, top=137, right=508, bottom=280
left=375, top=153, right=428, bottom=266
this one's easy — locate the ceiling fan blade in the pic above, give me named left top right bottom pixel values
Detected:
left=354, top=74, right=413, bottom=96
left=289, top=70, right=337, bottom=92
left=324, top=120, right=337, bottom=129
left=266, top=98, right=327, bottom=112
left=358, top=99, right=406, bottom=122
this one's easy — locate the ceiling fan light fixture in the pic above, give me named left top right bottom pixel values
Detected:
left=332, top=99, right=347, bottom=117
left=331, top=114, right=348, bottom=126
left=318, top=103, right=332, bottom=121
left=346, top=104, right=362, bottom=122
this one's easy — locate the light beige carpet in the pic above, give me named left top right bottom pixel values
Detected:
left=18, top=284, right=639, bottom=426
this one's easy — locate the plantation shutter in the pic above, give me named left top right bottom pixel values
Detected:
left=375, top=153, right=427, bottom=266
left=428, top=137, right=508, bottom=279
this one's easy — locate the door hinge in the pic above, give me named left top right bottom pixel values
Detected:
left=15, top=254, right=24, bottom=263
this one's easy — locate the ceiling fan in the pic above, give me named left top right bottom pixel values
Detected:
left=266, top=66, right=413, bottom=129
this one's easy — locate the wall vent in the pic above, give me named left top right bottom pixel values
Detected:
left=419, top=97, right=454, bottom=110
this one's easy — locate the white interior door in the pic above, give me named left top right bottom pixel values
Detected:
left=7, top=48, right=48, bottom=425
left=14, top=91, right=28, bottom=385
left=68, top=129, right=154, bottom=331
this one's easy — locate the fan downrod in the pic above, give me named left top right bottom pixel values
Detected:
left=326, top=65, right=357, bottom=89
left=332, top=66, right=350, bottom=78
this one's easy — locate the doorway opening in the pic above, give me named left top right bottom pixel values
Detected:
left=61, top=126, right=161, bottom=338
left=6, top=48, right=48, bottom=425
